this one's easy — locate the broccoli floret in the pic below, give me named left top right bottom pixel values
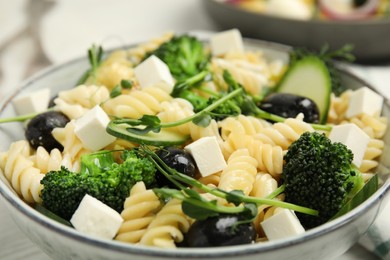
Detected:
left=145, top=34, right=210, bottom=81
left=206, top=96, right=241, bottom=120
left=282, top=132, right=364, bottom=229
left=40, top=149, right=156, bottom=220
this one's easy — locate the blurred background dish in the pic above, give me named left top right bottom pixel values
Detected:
left=203, top=0, right=390, bottom=62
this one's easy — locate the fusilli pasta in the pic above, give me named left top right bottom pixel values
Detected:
left=139, top=198, right=191, bottom=248
left=218, top=148, right=258, bottom=195
left=0, top=140, right=44, bottom=203
left=54, top=85, right=110, bottom=119
left=102, top=84, right=172, bottom=119
left=116, top=182, right=162, bottom=243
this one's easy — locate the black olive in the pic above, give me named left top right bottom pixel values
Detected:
left=25, top=111, right=70, bottom=151
left=185, top=214, right=256, bottom=247
left=155, top=147, right=196, bottom=188
left=259, top=93, right=320, bottom=123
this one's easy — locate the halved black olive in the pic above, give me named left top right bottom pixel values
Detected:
left=185, top=214, right=256, bottom=247
left=155, top=147, right=196, bottom=188
left=25, top=111, right=70, bottom=151
left=259, top=93, right=320, bottom=123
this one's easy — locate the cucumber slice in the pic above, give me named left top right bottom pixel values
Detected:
left=276, top=56, right=332, bottom=124
left=107, top=122, right=189, bottom=146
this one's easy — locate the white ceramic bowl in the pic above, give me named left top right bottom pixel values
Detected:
left=0, top=38, right=390, bottom=260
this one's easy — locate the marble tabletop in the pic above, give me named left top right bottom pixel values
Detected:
left=0, top=0, right=387, bottom=259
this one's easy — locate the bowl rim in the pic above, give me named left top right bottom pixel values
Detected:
left=0, top=37, right=390, bottom=258
left=206, top=0, right=390, bottom=26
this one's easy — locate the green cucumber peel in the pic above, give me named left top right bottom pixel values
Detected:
left=276, top=55, right=332, bottom=124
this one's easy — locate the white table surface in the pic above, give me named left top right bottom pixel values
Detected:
left=0, top=0, right=387, bottom=259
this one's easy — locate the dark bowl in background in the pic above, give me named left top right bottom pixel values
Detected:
left=202, top=0, right=390, bottom=63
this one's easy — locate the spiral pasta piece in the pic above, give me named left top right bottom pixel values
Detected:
left=157, top=98, right=195, bottom=135
left=250, top=172, right=278, bottom=198
left=198, top=172, right=221, bottom=188
left=52, top=121, right=91, bottom=172
left=89, top=50, right=135, bottom=90
left=344, top=113, right=388, bottom=139
left=211, top=58, right=268, bottom=95
left=254, top=118, right=314, bottom=150
left=218, top=115, right=270, bottom=140
left=29, top=146, right=63, bottom=173
left=54, top=85, right=110, bottom=119
left=359, top=138, right=385, bottom=173
left=0, top=140, right=44, bottom=203
left=220, top=133, right=283, bottom=177
left=126, top=32, right=174, bottom=65
left=218, top=149, right=258, bottom=195
left=102, top=84, right=172, bottom=119
left=139, top=199, right=191, bottom=248
left=115, top=182, right=162, bottom=243
left=327, top=90, right=353, bottom=124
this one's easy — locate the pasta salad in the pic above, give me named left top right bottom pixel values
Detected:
left=0, top=29, right=387, bottom=248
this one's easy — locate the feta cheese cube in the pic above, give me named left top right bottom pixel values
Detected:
left=346, top=87, right=384, bottom=118
left=261, top=208, right=305, bottom=241
left=70, top=194, right=123, bottom=239
left=328, top=123, right=370, bottom=168
left=184, top=136, right=227, bottom=177
left=134, top=55, right=174, bottom=91
left=12, top=88, right=50, bottom=115
left=74, top=105, right=116, bottom=151
left=210, top=29, right=244, bottom=56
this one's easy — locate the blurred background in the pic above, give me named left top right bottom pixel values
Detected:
left=0, top=0, right=389, bottom=259
left=0, top=0, right=218, bottom=98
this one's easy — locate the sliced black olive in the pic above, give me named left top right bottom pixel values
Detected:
left=155, top=147, right=196, bottom=188
left=25, top=111, right=70, bottom=151
left=259, top=93, right=320, bottom=123
left=185, top=214, right=256, bottom=247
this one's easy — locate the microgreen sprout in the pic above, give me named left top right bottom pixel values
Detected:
left=141, top=146, right=319, bottom=222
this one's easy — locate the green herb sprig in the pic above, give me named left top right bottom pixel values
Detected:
left=77, top=44, right=104, bottom=85
left=142, top=146, right=319, bottom=222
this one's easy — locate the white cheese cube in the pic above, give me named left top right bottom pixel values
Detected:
left=261, top=209, right=305, bottom=241
left=134, top=55, right=174, bottom=91
left=74, top=105, right=116, bottom=151
left=210, top=29, right=244, bottom=56
left=12, top=88, right=50, bottom=115
left=184, top=136, right=227, bottom=177
left=346, top=87, right=384, bottom=118
left=70, top=194, right=123, bottom=240
left=328, top=123, right=370, bottom=168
